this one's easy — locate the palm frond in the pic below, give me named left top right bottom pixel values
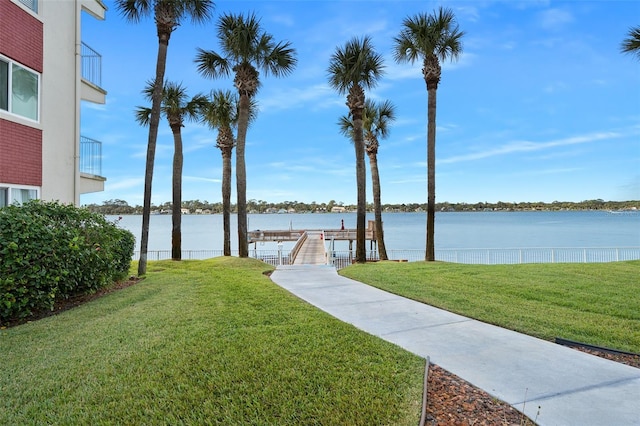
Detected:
left=217, top=12, right=262, bottom=62
left=247, top=98, right=259, bottom=126
left=367, top=99, right=396, bottom=140
left=140, top=78, right=157, bottom=102
left=182, top=0, right=215, bottom=24
left=340, top=98, right=396, bottom=144
left=195, top=48, right=232, bottom=79
left=263, top=40, right=298, bottom=77
left=393, top=7, right=464, bottom=65
left=201, top=90, right=239, bottom=130
left=338, top=115, right=354, bottom=139
left=327, top=35, right=385, bottom=94
left=621, top=26, right=640, bottom=60
left=114, top=0, right=152, bottom=23
left=201, top=12, right=297, bottom=85
left=134, top=106, right=152, bottom=126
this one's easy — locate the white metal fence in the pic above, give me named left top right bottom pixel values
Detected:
left=135, top=247, right=640, bottom=269
left=329, top=247, right=640, bottom=269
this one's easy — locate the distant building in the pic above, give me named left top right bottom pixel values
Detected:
left=1, top=0, right=106, bottom=207
left=331, top=206, right=346, bottom=213
left=181, top=208, right=190, bottom=215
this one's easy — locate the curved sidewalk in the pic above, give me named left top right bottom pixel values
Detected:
left=270, top=264, right=640, bottom=426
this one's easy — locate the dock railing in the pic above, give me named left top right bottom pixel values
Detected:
left=247, top=230, right=304, bottom=242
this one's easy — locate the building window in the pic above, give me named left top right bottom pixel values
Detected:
left=0, top=61, right=7, bottom=111
left=17, top=0, right=38, bottom=13
left=0, top=185, right=39, bottom=207
left=0, top=58, right=39, bottom=121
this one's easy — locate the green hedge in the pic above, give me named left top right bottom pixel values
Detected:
left=0, top=200, right=135, bottom=324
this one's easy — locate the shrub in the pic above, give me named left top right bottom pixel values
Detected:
left=0, top=200, right=135, bottom=323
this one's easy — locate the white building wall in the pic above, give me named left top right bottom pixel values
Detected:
left=39, top=0, right=105, bottom=205
left=39, top=0, right=77, bottom=204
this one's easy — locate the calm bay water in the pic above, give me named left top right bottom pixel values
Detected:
left=109, top=211, right=640, bottom=253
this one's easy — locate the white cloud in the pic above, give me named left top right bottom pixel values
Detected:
left=515, top=167, right=583, bottom=176
left=268, top=12, right=295, bottom=28
left=383, top=51, right=473, bottom=81
left=440, top=131, right=621, bottom=164
left=537, top=8, right=574, bottom=31
left=454, top=5, right=481, bottom=22
left=104, top=177, right=144, bottom=191
left=184, top=175, right=221, bottom=184
left=543, top=81, right=568, bottom=94
left=258, top=83, right=338, bottom=112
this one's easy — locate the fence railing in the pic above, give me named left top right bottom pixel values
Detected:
left=80, top=135, right=102, bottom=176
left=134, top=247, right=640, bottom=269
left=81, top=42, right=102, bottom=88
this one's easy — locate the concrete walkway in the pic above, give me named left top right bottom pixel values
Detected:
left=270, top=264, right=640, bottom=426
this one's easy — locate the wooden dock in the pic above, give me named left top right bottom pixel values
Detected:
left=247, top=224, right=377, bottom=265
left=292, top=231, right=326, bottom=265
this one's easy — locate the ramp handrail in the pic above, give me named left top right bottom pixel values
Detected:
left=288, top=231, right=308, bottom=264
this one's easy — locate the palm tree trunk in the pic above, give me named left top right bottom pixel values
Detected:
left=354, top=118, right=366, bottom=263
left=236, top=93, right=250, bottom=258
left=171, top=126, right=183, bottom=261
left=426, top=84, right=437, bottom=261
left=221, top=146, right=232, bottom=256
left=138, top=36, right=169, bottom=276
left=368, top=152, right=387, bottom=260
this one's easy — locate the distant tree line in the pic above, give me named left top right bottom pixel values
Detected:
left=85, top=198, right=639, bottom=215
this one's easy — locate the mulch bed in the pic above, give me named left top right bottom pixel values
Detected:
left=0, top=277, right=142, bottom=329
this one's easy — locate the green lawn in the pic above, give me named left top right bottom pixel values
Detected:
left=0, top=257, right=424, bottom=425
left=340, top=260, right=640, bottom=353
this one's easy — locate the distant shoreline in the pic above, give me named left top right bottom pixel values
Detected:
left=88, top=199, right=640, bottom=216
left=105, top=208, right=640, bottom=217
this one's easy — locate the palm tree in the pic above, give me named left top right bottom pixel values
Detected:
left=195, top=12, right=297, bottom=258
left=328, top=36, right=384, bottom=263
left=200, top=90, right=258, bottom=256
left=393, top=7, right=464, bottom=261
left=621, top=26, right=640, bottom=60
left=135, top=81, right=206, bottom=261
left=339, top=99, right=396, bottom=261
left=115, top=0, right=213, bottom=275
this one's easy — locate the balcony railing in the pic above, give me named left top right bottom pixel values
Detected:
left=81, top=42, right=102, bottom=88
left=17, top=0, right=37, bottom=12
left=80, top=136, right=102, bottom=176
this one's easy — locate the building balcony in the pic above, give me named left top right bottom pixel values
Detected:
left=80, top=135, right=105, bottom=194
left=81, top=42, right=106, bottom=104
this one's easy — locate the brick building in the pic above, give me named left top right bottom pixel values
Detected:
left=0, top=0, right=106, bottom=206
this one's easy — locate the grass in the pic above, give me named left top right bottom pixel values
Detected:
left=0, top=257, right=424, bottom=425
left=340, top=260, right=640, bottom=353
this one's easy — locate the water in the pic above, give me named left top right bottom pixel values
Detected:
left=110, top=210, right=640, bottom=253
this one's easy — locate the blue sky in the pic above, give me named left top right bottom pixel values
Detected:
left=79, top=0, right=640, bottom=207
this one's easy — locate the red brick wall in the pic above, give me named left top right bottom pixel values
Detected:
left=0, top=119, right=42, bottom=186
left=0, top=0, right=43, bottom=72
